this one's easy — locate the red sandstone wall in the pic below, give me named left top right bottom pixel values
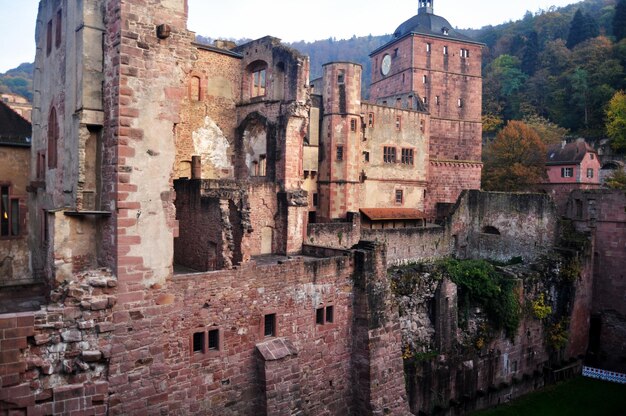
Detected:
left=427, top=161, right=482, bottom=216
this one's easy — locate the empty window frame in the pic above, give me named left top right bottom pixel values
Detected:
left=363, top=151, right=370, bottom=163
left=36, top=151, right=46, bottom=180
left=426, top=42, right=431, bottom=53
left=422, top=75, right=428, bottom=84
left=48, top=107, right=58, bottom=169
left=55, top=9, right=62, bottom=49
left=457, top=98, right=463, bottom=108
left=383, top=146, right=397, bottom=163
left=208, top=328, right=220, bottom=350
left=336, top=145, right=344, bottom=161
left=350, top=118, right=357, bottom=132
left=368, top=112, right=374, bottom=128
left=401, top=148, right=414, bottom=165
left=46, top=19, right=53, bottom=56
left=313, top=193, right=319, bottom=207
left=587, top=168, right=594, bottom=178
left=435, top=95, right=440, bottom=105
left=337, top=70, right=345, bottom=84
left=395, top=189, right=403, bottom=204
left=460, top=48, right=470, bottom=58
left=0, top=185, right=20, bottom=238
left=325, top=305, right=334, bottom=323
left=252, top=68, right=267, bottom=97
left=192, top=331, right=205, bottom=354
left=190, top=76, right=201, bottom=101
left=316, top=308, right=324, bottom=325
left=561, top=167, right=573, bottom=178
left=264, top=313, right=276, bottom=337
left=443, top=45, right=448, bottom=55
left=316, top=305, right=334, bottom=325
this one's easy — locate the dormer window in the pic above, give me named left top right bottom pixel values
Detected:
left=442, top=27, right=449, bottom=36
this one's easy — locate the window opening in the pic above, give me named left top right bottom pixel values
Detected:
left=337, top=70, right=345, bottom=84
left=368, top=113, right=374, bottom=127
left=1, top=186, right=19, bottom=237
left=313, top=193, right=319, bottom=207
left=401, top=148, right=414, bottom=165
left=46, top=20, right=53, bottom=56
left=363, top=151, right=370, bottom=163
left=336, top=145, right=344, bottom=161
left=258, top=155, right=267, bottom=176
left=435, top=96, right=440, bottom=105
left=325, top=306, right=334, bottom=323
left=208, top=329, right=219, bottom=350
left=48, top=107, right=58, bottom=169
left=458, top=98, right=463, bottom=108
left=587, top=168, right=594, bottom=178
left=395, top=189, right=403, bottom=204
left=350, top=118, right=357, bottom=132
left=316, top=308, right=324, bottom=325
left=443, top=46, right=448, bottom=55
left=395, top=115, right=401, bottom=130
left=192, top=332, right=205, bottom=353
left=264, top=314, right=276, bottom=337
left=55, top=9, right=62, bottom=48
left=252, top=68, right=266, bottom=97
left=190, top=76, right=201, bottom=101
left=461, top=48, right=470, bottom=58
left=561, top=167, right=573, bottom=178
left=426, top=43, right=431, bottom=53
left=384, top=146, right=397, bottom=163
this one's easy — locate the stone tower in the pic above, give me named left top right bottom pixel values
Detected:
left=317, top=62, right=363, bottom=221
left=369, top=0, right=483, bottom=217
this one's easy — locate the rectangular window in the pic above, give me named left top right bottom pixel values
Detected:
left=423, top=75, right=428, bottom=84
left=1, top=186, right=19, bottom=238
left=325, top=306, right=334, bottom=323
left=461, top=48, right=469, bottom=58
left=336, top=145, right=344, bottom=161
left=561, top=167, right=573, bottom=178
left=208, top=329, right=219, bottom=350
left=383, top=146, right=396, bottom=163
left=36, top=151, right=46, bottom=180
left=258, top=155, right=266, bottom=177
left=337, top=70, right=345, bottom=84
left=587, top=168, right=594, bottom=178
left=192, top=332, right=205, bottom=353
left=363, top=151, right=370, bottom=163
left=395, top=189, right=403, bottom=204
left=396, top=98, right=402, bottom=108
left=252, top=68, right=266, bottom=97
left=368, top=113, right=374, bottom=127
left=422, top=96, right=428, bottom=105
left=313, top=193, right=318, bottom=207
left=420, top=119, right=425, bottom=133
left=426, top=43, right=431, bottom=53
left=401, top=148, right=414, bottom=165
left=395, top=115, right=401, bottom=130
left=46, top=20, right=53, bottom=56
left=316, top=308, right=324, bottom=325
left=350, top=118, right=357, bottom=132
left=55, top=9, right=62, bottom=48
left=264, top=313, right=276, bottom=337
left=435, top=96, right=440, bottom=105
left=443, top=46, right=448, bottom=55
left=458, top=98, right=463, bottom=108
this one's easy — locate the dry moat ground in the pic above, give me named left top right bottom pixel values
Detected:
left=471, top=377, right=626, bottom=416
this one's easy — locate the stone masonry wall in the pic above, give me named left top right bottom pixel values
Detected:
left=0, top=270, right=115, bottom=416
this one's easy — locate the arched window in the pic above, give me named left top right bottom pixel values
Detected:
left=48, top=107, right=58, bottom=169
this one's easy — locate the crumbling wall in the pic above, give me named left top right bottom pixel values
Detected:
left=0, top=270, right=115, bottom=415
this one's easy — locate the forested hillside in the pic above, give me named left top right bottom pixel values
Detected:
left=0, top=63, right=34, bottom=101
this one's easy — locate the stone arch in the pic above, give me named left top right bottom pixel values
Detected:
left=481, top=226, right=501, bottom=235
left=189, top=75, right=201, bottom=101
left=235, top=112, right=276, bottom=180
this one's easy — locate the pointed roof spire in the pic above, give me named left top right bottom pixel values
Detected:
left=418, top=0, right=434, bottom=15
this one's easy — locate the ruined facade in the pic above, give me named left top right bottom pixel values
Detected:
left=0, top=1, right=623, bottom=415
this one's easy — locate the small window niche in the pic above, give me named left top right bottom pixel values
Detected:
left=208, top=328, right=220, bottom=351
left=192, top=331, right=205, bottom=354
left=316, top=308, right=324, bottom=325
left=325, top=305, right=334, bottom=323
left=315, top=304, right=335, bottom=326
left=263, top=313, right=276, bottom=337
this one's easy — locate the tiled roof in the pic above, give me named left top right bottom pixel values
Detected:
left=0, top=100, right=31, bottom=147
left=546, top=141, right=596, bottom=166
left=360, top=208, right=426, bottom=221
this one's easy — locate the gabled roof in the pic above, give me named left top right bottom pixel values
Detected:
left=0, top=100, right=31, bottom=147
left=546, top=140, right=596, bottom=166
left=360, top=208, right=426, bottom=221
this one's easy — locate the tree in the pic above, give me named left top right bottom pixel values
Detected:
left=567, top=9, right=599, bottom=49
left=521, top=31, right=539, bottom=75
left=614, top=0, right=626, bottom=42
left=523, top=114, right=569, bottom=145
left=607, top=90, right=626, bottom=151
left=482, top=121, right=547, bottom=192
left=604, top=169, right=626, bottom=190
left=483, top=55, right=528, bottom=120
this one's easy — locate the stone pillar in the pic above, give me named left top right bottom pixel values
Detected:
left=351, top=241, right=412, bottom=415
left=256, top=338, right=302, bottom=416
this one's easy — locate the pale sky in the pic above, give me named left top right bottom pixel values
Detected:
left=0, top=0, right=580, bottom=73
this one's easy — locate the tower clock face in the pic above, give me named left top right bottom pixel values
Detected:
left=381, top=54, right=391, bottom=76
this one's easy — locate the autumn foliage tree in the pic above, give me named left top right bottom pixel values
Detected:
left=607, top=90, right=626, bottom=152
left=482, top=121, right=547, bottom=192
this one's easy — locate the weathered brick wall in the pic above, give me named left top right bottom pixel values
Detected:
left=307, top=220, right=361, bottom=250
left=107, top=255, right=357, bottom=415
left=540, top=182, right=601, bottom=216
left=0, top=270, right=115, bottom=415
left=451, top=191, right=557, bottom=263
left=570, top=189, right=626, bottom=372
left=426, top=160, right=482, bottom=217
left=0, top=145, right=30, bottom=285
left=175, top=46, right=242, bottom=180
left=363, top=225, right=453, bottom=265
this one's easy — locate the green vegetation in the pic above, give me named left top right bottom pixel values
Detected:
left=471, top=377, right=626, bottom=416
left=606, top=90, right=626, bottom=151
left=0, top=63, right=34, bottom=101
left=436, top=259, right=521, bottom=338
left=531, top=294, right=553, bottom=320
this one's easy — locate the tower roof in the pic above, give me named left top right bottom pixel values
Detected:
left=392, top=1, right=482, bottom=45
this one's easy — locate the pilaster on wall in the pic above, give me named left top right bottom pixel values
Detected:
left=112, top=0, right=194, bottom=287
left=351, top=241, right=412, bottom=415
